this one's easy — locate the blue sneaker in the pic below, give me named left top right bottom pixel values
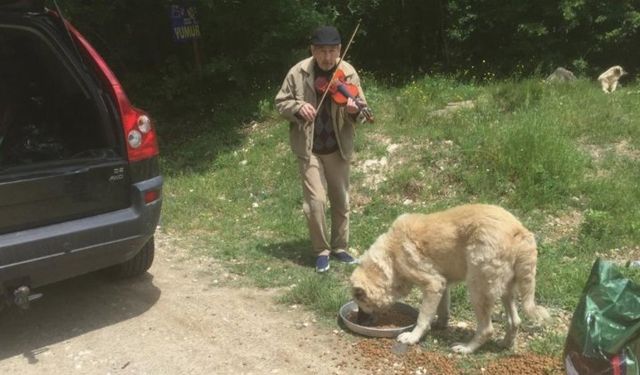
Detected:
left=315, top=255, right=330, bottom=273
left=332, top=250, right=358, bottom=264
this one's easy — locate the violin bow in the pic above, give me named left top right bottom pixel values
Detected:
left=312, top=21, right=362, bottom=122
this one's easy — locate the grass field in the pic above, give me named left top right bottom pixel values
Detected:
left=153, top=75, right=640, bottom=370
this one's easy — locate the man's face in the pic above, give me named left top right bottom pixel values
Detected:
left=311, top=44, right=341, bottom=71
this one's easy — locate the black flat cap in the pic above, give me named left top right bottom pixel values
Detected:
left=310, top=26, right=341, bottom=45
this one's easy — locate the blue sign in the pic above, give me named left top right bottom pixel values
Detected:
left=169, top=4, right=201, bottom=42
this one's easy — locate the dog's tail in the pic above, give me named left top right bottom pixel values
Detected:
left=513, top=231, right=551, bottom=323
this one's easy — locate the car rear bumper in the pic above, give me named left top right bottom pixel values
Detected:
left=0, top=176, right=163, bottom=290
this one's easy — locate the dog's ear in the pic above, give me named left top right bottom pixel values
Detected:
left=353, top=287, right=367, bottom=302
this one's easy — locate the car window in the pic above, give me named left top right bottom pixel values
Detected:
left=0, top=27, right=116, bottom=170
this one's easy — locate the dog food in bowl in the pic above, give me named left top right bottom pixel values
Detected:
left=347, top=309, right=416, bottom=328
left=339, top=300, right=418, bottom=338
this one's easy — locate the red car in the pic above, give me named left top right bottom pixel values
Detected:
left=0, top=0, right=162, bottom=309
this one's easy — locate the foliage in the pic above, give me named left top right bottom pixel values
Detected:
left=56, top=0, right=640, bottom=104
left=59, top=0, right=330, bottom=107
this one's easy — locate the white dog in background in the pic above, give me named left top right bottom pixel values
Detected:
left=350, top=204, right=550, bottom=354
left=598, top=65, right=627, bottom=93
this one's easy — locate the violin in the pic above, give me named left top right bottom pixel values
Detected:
left=314, top=69, right=374, bottom=123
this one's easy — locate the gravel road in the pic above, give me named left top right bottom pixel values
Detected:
left=0, top=233, right=363, bottom=375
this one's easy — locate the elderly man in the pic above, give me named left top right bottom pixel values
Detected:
left=275, top=26, right=368, bottom=272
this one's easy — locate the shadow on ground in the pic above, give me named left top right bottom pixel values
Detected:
left=0, top=271, right=160, bottom=362
left=255, top=238, right=316, bottom=267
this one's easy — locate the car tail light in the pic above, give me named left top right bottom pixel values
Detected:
left=144, top=189, right=160, bottom=204
left=65, top=21, right=159, bottom=162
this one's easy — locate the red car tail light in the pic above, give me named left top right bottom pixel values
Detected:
left=65, top=22, right=159, bottom=162
left=144, top=189, right=161, bottom=204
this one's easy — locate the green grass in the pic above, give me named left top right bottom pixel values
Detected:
left=155, top=75, right=640, bottom=362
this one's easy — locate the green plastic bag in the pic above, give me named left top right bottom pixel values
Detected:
left=564, top=259, right=640, bottom=375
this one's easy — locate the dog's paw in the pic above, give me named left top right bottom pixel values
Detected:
left=451, top=343, right=474, bottom=354
left=397, top=331, right=421, bottom=345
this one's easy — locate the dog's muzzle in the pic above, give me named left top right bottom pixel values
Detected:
left=357, top=308, right=376, bottom=326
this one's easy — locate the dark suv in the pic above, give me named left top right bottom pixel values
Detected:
left=0, top=1, right=162, bottom=308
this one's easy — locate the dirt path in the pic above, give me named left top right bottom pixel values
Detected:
left=0, top=233, right=364, bottom=375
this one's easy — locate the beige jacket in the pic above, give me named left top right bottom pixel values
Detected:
left=275, top=57, right=366, bottom=161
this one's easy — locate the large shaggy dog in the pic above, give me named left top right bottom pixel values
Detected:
left=350, top=204, right=549, bottom=354
left=598, top=65, right=626, bottom=93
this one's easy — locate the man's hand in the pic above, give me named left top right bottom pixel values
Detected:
left=346, top=97, right=361, bottom=115
left=297, top=103, right=316, bottom=122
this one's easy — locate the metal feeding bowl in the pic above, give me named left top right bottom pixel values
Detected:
left=339, top=300, right=418, bottom=338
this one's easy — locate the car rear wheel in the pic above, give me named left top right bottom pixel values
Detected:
left=109, top=237, right=155, bottom=278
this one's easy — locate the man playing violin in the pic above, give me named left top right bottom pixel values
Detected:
left=275, top=25, right=369, bottom=272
